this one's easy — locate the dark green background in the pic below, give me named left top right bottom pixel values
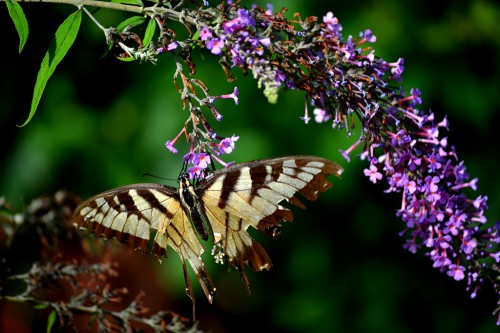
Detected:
left=1, top=1, right=499, bottom=332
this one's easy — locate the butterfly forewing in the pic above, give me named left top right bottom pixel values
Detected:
left=72, top=155, right=343, bottom=305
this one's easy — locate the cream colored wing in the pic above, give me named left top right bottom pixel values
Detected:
left=198, top=156, right=343, bottom=290
left=72, top=183, right=216, bottom=304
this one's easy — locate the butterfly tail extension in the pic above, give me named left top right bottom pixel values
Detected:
left=225, top=232, right=272, bottom=293
left=231, top=238, right=273, bottom=294
left=182, top=261, right=197, bottom=319
left=182, top=259, right=216, bottom=319
left=217, top=214, right=273, bottom=286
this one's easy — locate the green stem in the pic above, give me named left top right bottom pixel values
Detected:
left=81, top=6, right=107, bottom=32
left=8, top=0, right=144, bottom=13
left=4, top=0, right=198, bottom=26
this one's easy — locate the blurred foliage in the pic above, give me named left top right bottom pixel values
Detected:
left=1, top=0, right=499, bottom=332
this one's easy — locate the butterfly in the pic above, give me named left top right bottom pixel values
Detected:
left=72, top=155, right=343, bottom=308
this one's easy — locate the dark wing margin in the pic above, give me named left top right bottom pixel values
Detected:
left=71, top=183, right=216, bottom=313
left=199, top=155, right=343, bottom=291
left=254, top=156, right=343, bottom=230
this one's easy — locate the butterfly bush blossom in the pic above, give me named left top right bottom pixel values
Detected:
left=154, top=3, right=500, bottom=322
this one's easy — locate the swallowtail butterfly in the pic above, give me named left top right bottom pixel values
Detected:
left=72, top=156, right=343, bottom=306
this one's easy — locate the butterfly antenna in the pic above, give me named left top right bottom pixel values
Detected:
left=141, top=173, right=175, bottom=183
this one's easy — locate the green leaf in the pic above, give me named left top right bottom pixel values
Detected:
left=18, top=10, right=82, bottom=127
left=46, top=309, right=57, bottom=333
left=192, top=29, right=200, bottom=41
left=143, top=18, right=157, bottom=47
left=111, top=0, right=143, bottom=6
left=117, top=56, right=136, bottom=62
left=5, top=0, right=29, bottom=53
left=116, top=16, right=145, bottom=32
left=33, top=303, right=50, bottom=310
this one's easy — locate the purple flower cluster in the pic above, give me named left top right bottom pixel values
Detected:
left=300, top=12, right=499, bottom=316
left=354, top=108, right=497, bottom=291
left=203, top=11, right=274, bottom=109
left=168, top=135, right=239, bottom=179
left=158, top=3, right=500, bottom=321
left=204, top=8, right=270, bottom=62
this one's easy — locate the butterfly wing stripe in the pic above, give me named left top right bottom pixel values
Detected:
left=249, top=164, right=273, bottom=197
left=277, top=173, right=307, bottom=188
left=202, top=202, right=227, bottom=240
left=100, top=207, right=117, bottom=228
left=217, top=168, right=241, bottom=208
left=166, top=205, right=189, bottom=247
left=282, top=166, right=315, bottom=182
left=249, top=191, right=281, bottom=215
left=123, top=215, right=153, bottom=243
left=300, top=166, right=324, bottom=174
left=206, top=165, right=297, bottom=223
left=204, top=189, right=267, bottom=223
left=109, top=212, right=128, bottom=234
left=141, top=189, right=176, bottom=230
left=265, top=181, right=297, bottom=198
left=107, top=191, right=154, bottom=240
left=282, top=159, right=298, bottom=168
left=304, top=160, right=327, bottom=168
left=296, top=172, right=314, bottom=182
left=201, top=166, right=270, bottom=223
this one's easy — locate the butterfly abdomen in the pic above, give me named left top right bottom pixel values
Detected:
left=178, top=175, right=213, bottom=241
